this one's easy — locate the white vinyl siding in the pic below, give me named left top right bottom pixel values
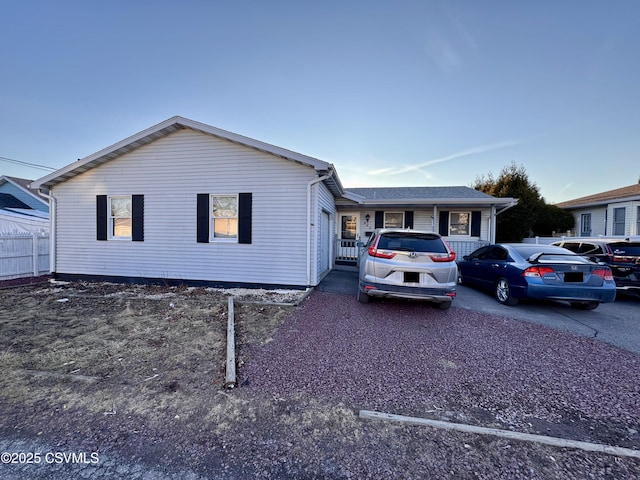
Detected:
left=312, top=181, right=336, bottom=284
left=52, top=128, right=318, bottom=287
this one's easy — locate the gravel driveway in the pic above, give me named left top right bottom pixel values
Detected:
left=237, top=289, right=640, bottom=478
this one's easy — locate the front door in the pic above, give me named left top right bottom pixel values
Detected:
left=338, top=213, right=359, bottom=261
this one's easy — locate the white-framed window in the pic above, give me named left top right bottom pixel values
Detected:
left=340, top=214, right=358, bottom=240
left=109, top=196, right=132, bottom=239
left=637, top=206, right=640, bottom=235
left=449, top=212, right=470, bottom=236
left=384, top=212, right=404, bottom=228
left=580, top=213, right=592, bottom=236
left=613, top=207, right=626, bottom=236
left=211, top=194, right=238, bottom=241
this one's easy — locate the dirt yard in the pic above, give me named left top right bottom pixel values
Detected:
left=1, top=280, right=639, bottom=479
left=0, top=282, right=301, bottom=472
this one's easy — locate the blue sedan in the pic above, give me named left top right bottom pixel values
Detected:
left=457, top=244, right=616, bottom=309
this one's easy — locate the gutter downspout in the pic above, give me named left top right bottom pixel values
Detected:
left=492, top=199, right=518, bottom=243
left=38, top=188, right=56, bottom=275
left=307, top=172, right=332, bottom=287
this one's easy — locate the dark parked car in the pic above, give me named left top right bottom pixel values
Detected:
left=550, top=238, right=640, bottom=294
left=457, top=243, right=616, bottom=309
left=357, top=229, right=457, bottom=308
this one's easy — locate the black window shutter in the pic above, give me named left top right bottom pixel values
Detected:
left=132, top=195, right=144, bottom=241
left=196, top=194, right=210, bottom=243
left=404, top=211, right=414, bottom=229
left=238, top=193, right=252, bottom=244
left=439, top=211, right=449, bottom=236
left=375, top=211, right=384, bottom=229
left=471, top=211, right=481, bottom=237
left=96, top=195, right=107, bottom=241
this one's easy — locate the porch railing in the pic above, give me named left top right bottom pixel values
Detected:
left=336, top=239, right=359, bottom=263
left=446, top=240, right=490, bottom=258
left=335, top=238, right=490, bottom=263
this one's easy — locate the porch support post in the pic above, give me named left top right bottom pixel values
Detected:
left=490, top=204, right=497, bottom=243
left=432, top=206, right=437, bottom=232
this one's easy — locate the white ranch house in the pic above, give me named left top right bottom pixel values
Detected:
left=32, top=116, right=516, bottom=288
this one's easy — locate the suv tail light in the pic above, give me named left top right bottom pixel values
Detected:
left=593, top=268, right=614, bottom=281
left=523, top=266, right=555, bottom=277
left=368, top=246, right=396, bottom=259
left=429, top=252, right=456, bottom=262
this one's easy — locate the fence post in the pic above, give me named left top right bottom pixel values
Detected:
left=32, top=233, right=38, bottom=277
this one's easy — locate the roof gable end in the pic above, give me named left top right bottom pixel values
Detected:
left=32, top=116, right=337, bottom=190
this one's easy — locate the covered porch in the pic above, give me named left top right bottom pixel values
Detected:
left=332, top=186, right=517, bottom=266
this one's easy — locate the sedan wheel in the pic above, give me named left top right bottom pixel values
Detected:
left=495, top=277, right=518, bottom=306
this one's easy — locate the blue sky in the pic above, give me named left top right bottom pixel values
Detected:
left=1, top=0, right=638, bottom=203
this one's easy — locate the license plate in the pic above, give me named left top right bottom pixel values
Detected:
left=404, top=272, right=420, bottom=283
left=564, top=272, right=583, bottom=283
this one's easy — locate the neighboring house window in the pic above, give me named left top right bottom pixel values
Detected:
left=580, top=213, right=592, bottom=236
left=197, top=193, right=252, bottom=244
left=110, top=196, right=132, bottom=239
left=449, top=212, right=470, bottom=236
left=637, top=206, right=640, bottom=235
left=211, top=195, right=238, bottom=240
left=613, top=207, right=626, bottom=236
left=384, top=212, right=404, bottom=229
left=96, top=195, right=144, bottom=241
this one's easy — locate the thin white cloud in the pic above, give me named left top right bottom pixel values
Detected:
left=369, top=140, right=520, bottom=177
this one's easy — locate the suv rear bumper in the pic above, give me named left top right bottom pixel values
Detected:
left=359, top=281, right=455, bottom=303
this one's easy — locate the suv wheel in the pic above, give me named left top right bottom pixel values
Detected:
left=357, top=289, right=370, bottom=304
left=437, top=301, right=452, bottom=310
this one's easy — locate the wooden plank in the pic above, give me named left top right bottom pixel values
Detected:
left=225, top=296, right=237, bottom=388
left=359, top=410, right=640, bottom=460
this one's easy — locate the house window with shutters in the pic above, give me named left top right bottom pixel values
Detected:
left=197, top=193, right=252, bottom=244
left=96, top=195, right=144, bottom=242
left=384, top=212, right=404, bottom=228
left=449, top=212, right=470, bottom=236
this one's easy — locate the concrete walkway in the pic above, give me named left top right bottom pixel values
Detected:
left=317, top=268, right=358, bottom=295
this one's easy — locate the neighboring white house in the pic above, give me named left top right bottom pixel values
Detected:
left=0, top=176, right=49, bottom=234
left=556, top=183, right=640, bottom=238
left=32, top=116, right=517, bottom=288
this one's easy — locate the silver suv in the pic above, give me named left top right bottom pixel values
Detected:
left=357, top=229, right=458, bottom=309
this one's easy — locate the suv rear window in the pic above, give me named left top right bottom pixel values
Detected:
left=377, top=232, right=447, bottom=253
left=607, top=242, right=640, bottom=256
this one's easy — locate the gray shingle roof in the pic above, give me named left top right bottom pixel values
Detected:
left=345, top=186, right=496, bottom=200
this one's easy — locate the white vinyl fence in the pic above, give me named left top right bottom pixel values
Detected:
left=0, top=233, right=50, bottom=281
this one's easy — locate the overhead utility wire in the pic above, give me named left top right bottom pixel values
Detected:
left=0, top=155, right=57, bottom=172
